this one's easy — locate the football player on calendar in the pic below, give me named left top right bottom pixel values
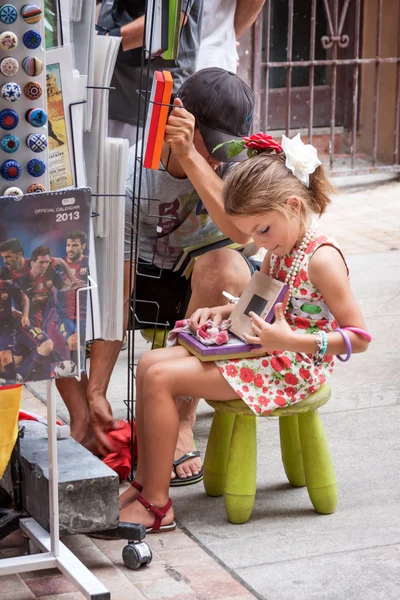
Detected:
left=55, top=230, right=88, bottom=366
left=0, top=238, right=79, bottom=381
left=0, top=278, right=30, bottom=384
left=17, top=246, right=79, bottom=381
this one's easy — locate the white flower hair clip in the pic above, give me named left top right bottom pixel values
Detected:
left=281, top=133, right=322, bottom=187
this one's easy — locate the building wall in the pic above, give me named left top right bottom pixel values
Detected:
left=359, top=0, right=400, bottom=163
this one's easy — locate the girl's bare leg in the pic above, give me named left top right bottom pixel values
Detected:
left=119, top=355, right=239, bottom=527
left=119, top=346, right=191, bottom=508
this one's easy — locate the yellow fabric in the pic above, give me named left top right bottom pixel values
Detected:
left=0, top=385, right=22, bottom=478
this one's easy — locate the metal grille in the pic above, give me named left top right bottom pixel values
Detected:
left=251, top=0, right=400, bottom=176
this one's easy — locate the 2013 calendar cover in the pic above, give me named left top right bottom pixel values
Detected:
left=0, top=188, right=91, bottom=385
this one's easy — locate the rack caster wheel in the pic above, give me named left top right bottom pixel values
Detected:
left=122, top=542, right=152, bottom=570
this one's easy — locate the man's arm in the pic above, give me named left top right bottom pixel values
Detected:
left=178, top=153, right=250, bottom=244
left=119, top=15, right=144, bottom=51
left=165, top=99, right=251, bottom=245
left=21, top=292, right=30, bottom=327
left=234, top=0, right=265, bottom=39
left=53, top=258, right=76, bottom=283
left=115, top=9, right=188, bottom=52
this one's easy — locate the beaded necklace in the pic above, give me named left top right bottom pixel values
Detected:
left=269, top=220, right=317, bottom=303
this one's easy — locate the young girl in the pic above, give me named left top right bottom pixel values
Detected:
left=119, top=134, right=370, bottom=532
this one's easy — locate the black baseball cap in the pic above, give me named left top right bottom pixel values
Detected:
left=176, top=68, right=255, bottom=162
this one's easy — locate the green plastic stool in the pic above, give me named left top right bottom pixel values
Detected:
left=203, top=384, right=337, bottom=524
left=140, top=328, right=170, bottom=349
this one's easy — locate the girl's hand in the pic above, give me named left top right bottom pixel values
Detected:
left=243, top=303, right=295, bottom=353
left=189, top=304, right=233, bottom=332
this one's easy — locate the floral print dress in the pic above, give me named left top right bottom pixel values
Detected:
left=216, top=233, right=346, bottom=415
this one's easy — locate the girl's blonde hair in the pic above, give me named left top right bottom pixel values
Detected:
left=223, top=151, right=335, bottom=221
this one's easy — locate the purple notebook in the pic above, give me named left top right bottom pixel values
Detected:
left=178, top=331, right=258, bottom=361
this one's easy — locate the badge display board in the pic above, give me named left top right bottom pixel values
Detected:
left=0, top=187, right=91, bottom=385
left=0, top=1, right=48, bottom=196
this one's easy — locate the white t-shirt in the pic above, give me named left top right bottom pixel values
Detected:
left=196, top=0, right=237, bottom=73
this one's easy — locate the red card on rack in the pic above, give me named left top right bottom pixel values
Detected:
left=143, top=71, right=165, bottom=169
left=151, top=70, right=173, bottom=169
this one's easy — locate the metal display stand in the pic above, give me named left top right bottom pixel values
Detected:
left=0, top=381, right=111, bottom=600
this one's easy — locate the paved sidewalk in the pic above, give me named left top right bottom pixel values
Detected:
left=1, top=179, right=400, bottom=599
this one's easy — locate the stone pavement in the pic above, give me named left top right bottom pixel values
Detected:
left=1, top=179, right=400, bottom=599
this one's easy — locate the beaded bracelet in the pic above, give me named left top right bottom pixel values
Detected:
left=342, top=326, right=372, bottom=342
left=335, top=328, right=352, bottom=362
left=314, top=330, right=328, bottom=365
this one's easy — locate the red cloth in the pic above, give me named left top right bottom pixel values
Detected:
left=101, top=420, right=136, bottom=481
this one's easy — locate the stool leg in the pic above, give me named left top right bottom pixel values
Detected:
left=224, top=415, right=256, bottom=524
left=279, top=415, right=306, bottom=487
left=298, top=410, right=337, bottom=514
left=203, top=411, right=235, bottom=497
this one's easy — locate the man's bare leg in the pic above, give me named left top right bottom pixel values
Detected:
left=172, top=248, right=252, bottom=480
left=86, top=339, right=122, bottom=454
left=55, top=376, right=98, bottom=451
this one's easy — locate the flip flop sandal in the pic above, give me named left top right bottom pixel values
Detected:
left=170, top=450, right=204, bottom=487
left=137, top=495, right=176, bottom=534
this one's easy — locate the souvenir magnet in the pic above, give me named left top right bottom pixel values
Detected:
left=26, top=132, right=46, bottom=152
left=20, top=4, right=42, bottom=24
left=0, top=4, right=18, bottom=25
left=27, top=157, right=45, bottom=177
left=0, top=56, right=19, bottom=77
left=22, top=29, right=41, bottom=50
left=1, top=82, right=21, bottom=102
left=0, top=31, right=18, bottom=51
left=0, top=108, right=19, bottom=130
left=1, top=133, right=19, bottom=153
left=3, top=186, right=23, bottom=197
left=1, top=159, right=21, bottom=180
left=22, top=56, right=43, bottom=76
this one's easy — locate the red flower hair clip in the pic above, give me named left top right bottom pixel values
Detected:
left=243, top=133, right=283, bottom=153
left=214, top=132, right=283, bottom=159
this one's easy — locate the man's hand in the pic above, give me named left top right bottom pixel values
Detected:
left=21, top=315, right=30, bottom=328
left=164, top=98, right=196, bottom=160
left=89, top=398, right=119, bottom=456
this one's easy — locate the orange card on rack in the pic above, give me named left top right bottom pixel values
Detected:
left=151, top=70, right=173, bottom=169
left=143, top=71, right=165, bottom=169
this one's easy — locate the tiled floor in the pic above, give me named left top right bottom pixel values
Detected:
left=0, top=521, right=255, bottom=600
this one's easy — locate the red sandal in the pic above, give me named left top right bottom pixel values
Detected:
left=130, top=480, right=143, bottom=492
left=136, top=495, right=176, bottom=534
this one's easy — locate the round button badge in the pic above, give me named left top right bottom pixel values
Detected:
left=22, top=56, right=43, bottom=76
left=1, top=159, right=21, bottom=181
left=20, top=4, right=42, bottom=24
left=0, top=57, right=19, bottom=77
left=27, top=157, right=46, bottom=177
left=25, top=107, right=47, bottom=127
left=1, top=82, right=21, bottom=102
left=27, top=182, right=45, bottom=193
left=26, top=132, right=46, bottom=152
left=0, top=4, right=18, bottom=25
left=1, top=134, right=20, bottom=153
left=0, top=108, right=19, bottom=130
left=24, top=81, right=42, bottom=100
left=23, top=29, right=41, bottom=50
left=3, top=186, right=23, bottom=197
left=0, top=31, right=18, bottom=51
